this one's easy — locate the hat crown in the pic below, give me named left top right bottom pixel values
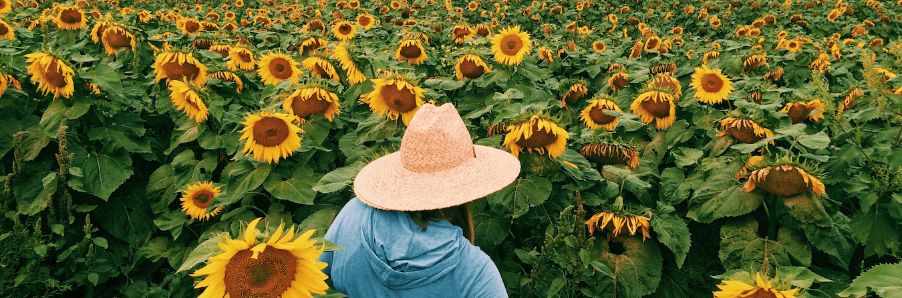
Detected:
left=400, top=104, right=474, bottom=172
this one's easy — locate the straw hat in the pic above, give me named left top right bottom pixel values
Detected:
left=353, top=103, right=521, bottom=211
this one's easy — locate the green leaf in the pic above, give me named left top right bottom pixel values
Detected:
left=17, top=126, right=51, bottom=162
left=219, top=163, right=271, bottom=206
left=177, top=232, right=230, bottom=272
left=839, top=263, right=902, bottom=298
left=474, top=215, right=508, bottom=250
left=671, top=147, right=703, bottom=167
left=153, top=210, right=188, bottom=239
left=660, top=167, right=691, bottom=205
left=776, top=266, right=830, bottom=289
left=718, top=217, right=809, bottom=270
left=783, top=193, right=830, bottom=226
left=94, top=195, right=154, bottom=243
left=849, top=213, right=900, bottom=257
left=17, top=172, right=57, bottom=215
left=593, top=235, right=663, bottom=297
left=651, top=214, right=691, bottom=268
left=81, top=152, right=134, bottom=201
left=312, top=161, right=366, bottom=193
left=264, top=167, right=318, bottom=204
left=687, top=185, right=763, bottom=223
left=487, top=175, right=552, bottom=218
left=547, top=277, right=566, bottom=298
left=797, top=131, right=830, bottom=149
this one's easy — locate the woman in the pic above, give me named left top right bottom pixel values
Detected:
left=319, top=103, right=521, bottom=297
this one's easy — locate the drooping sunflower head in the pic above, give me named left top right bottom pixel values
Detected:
left=0, top=18, right=15, bottom=40
left=227, top=46, right=256, bottom=71
left=743, top=158, right=826, bottom=197
left=167, top=79, right=208, bottom=123
left=101, top=25, right=136, bottom=56
left=356, top=13, right=375, bottom=30
left=717, top=116, right=773, bottom=144
left=209, top=44, right=232, bottom=58
left=537, top=46, right=554, bottom=63
left=180, top=17, right=202, bottom=35
left=332, top=42, right=366, bottom=85
left=454, top=53, right=491, bottom=80
left=240, top=111, right=304, bottom=164
left=395, top=38, right=428, bottom=65
left=503, top=115, right=569, bottom=159
left=283, top=86, right=341, bottom=121
left=581, top=140, right=639, bottom=169
left=491, top=25, right=532, bottom=66
left=55, top=5, right=87, bottom=30
left=608, top=72, right=629, bottom=93
left=873, top=67, right=897, bottom=81
left=209, top=71, right=244, bottom=94
left=191, top=218, right=329, bottom=298
left=743, top=53, right=768, bottom=71
left=691, top=65, right=733, bottom=104
left=153, top=50, right=209, bottom=86
left=257, top=52, right=302, bottom=86
left=560, top=81, right=589, bottom=107
left=363, top=75, right=425, bottom=125
left=780, top=99, right=825, bottom=123
left=25, top=52, right=75, bottom=99
left=647, top=73, right=682, bottom=98
left=714, top=272, right=800, bottom=298
left=630, top=90, right=676, bottom=130
left=474, top=24, right=491, bottom=36
left=580, top=97, right=622, bottom=131
left=450, top=24, right=473, bottom=43
left=299, top=37, right=327, bottom=56
left=332, top=20, right=356, bottom=41
left=304, top=18, right=326, bottom=33
left=644, top=35, right=661, bottom=52
left=301, top=55, right=340, bottom=82
left=180, top=181, right=223, bottom=220
left=585, top=210, right=652, bottom=240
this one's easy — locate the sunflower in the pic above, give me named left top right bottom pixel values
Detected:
left=209, top=71, right=244, bottom=94
left=332, top=20, right=356, bottom=41
left=714, top=273, right=800, bottom=298
left=304, top=19, right=326, bottom=33
left=179, top=182, right=223, bottom=220
left=101, top=25, right=136, bottom=55
left=168, top=79, right=208, bottom=123
left=356, top=13, right=374, bottom=30
left=180, top=18, right=202, bottom=35
left=537, top=46, right=554, bottom=63
left=240, top=111, right=303, bottom=164
left=491, top=26, right=532, bottom=66
left=227, top=47, right=256, bottom=71
left=209, top=44, right=232, bottom=58
left=363, top=75, right=425, bottom=125
left=585, top=211, right=652, bottom=240
left=837, top=88, right=863, bottom=115
left=873, top=67, right=897, bottom=81
left=644, top=35, right=661, bottom=52
left=580, top=143, right=639, bottom=169
left=744, top=164, right=826, bottom=197
left=301, top=56, right=340, bottom=82
left=608, top=72, right=629, bottom=93
left=454, top=54, right=491, bottom=80
left=781, top=99, right=825, bottom=123
left=450, top=24, right=473, bottom=43
left=25, top=52, right=75, bottom=99
left=647, top=73, right=682, bottom=98
left=503, top=116, right=569, bottom=158
left=630, top=90, right=676, bottom=129
left=299, top=37, right=327, bottom=56
left=717, top=117, right=773, bottom=144
left=592, top=40, right=607, bottom=53
left=474, top=24, right=491, bottom=36
left=55, top=6, right=87, bottom=30
left=0, top=0, right=10, bottom=14
left=257, top=52, right=302, bottom=86
left=580, top=98, right=622, bottom=131
left=0, top=73, right=19, bottom=98
left=191, top=218, right=329, bottom=298
left=560, top=82, right=588, bottom=107
left=691, top=65, right=733, bottom=104
left=0, top=18, right=14, bottom=40
left=283, top=86, right=341, bottom=121
left=332, top=43, right=366, bottom=85
left=153, top=51, right=209, bottom=86
left=395, top=39, right=428, bottom=65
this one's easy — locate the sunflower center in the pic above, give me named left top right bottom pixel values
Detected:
left=308, top=20, right=324, bottom=32
left=515, top=124, right=558, bottom=149
left=105, top=29, right=132, bottom=48
left=756, top=167, right=807, bottom=196
left=399, top=44, right=422, bottom=59
left=358, top=16, right=371, bottom=26
left=453, top=28, right=469, bottom=38
left=612, top=75, right=628, bottom=89
left=589, top=107, right=617, bottom=125
left=0, top=24, right=8, bottom=35
left=500, top=35, right=523, bottom=55
left=162, top=58, right=201, bottom=82
left=252, top=116, right=291, bottom=147
left=459, top=58, right=485, bottom=79
left=185, top=21, right=200, bottom=33
left=639, top=98, right=671, bottom=118
left=381, top=83, right=418, bottom=113
left=268, top=58, right=293, bottom=80
left=338, top=24, right=352, bottom=35
left=43, top=60, right=70, bottom=88
left=476, top=27, right=489, bottom=36
left=236, top=51, right=252, bottom=63
left=223, top=248, right=298, bottom=298
left=786, top=105, right=811, bottom=124
left=740, top=288, right=780, bottom=298
left=60, top=8, right=83, bottom=24
left=302, top=40, right=323, bottom=54
left=700, top=73, right=724, bottom=93
left=726, top=123, right=765, bottom=144
left=594, top=43, right=605, bottom=51
left=646, top=39, right=658, bottom=49
left=291, top=94, right=330, bottom=118
left=191, top=191, right=214, bottom=208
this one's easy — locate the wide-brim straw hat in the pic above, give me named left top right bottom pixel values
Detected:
left=353, top=103, right=521, bottom=211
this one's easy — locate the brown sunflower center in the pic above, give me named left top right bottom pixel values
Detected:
left=307, top=20, right=324, bottom=32
left=476, top=27, right=489, bottom=36
left=594, top=43, right=605, bottom=51
left=582, top=144, right=633, bottom=166
left=453, top=28, right=469, bottom=39
left=381, top=84, right=418, bottom=112
left=0, top=24, right=8, bottom=35
left=191, top=190, right=215, bottom=208
left=358, top=16, right=371, bottom=26
left=224, top=248, right=298, bottom=298
left=104, top=29, right=132, bottom=48
left=60, top=8, right=83, bottom=24
left=291, top=94, right=330, bottom=118
left=646, top=39, right=659, bottom=49
left=301, top=40, right=322, bottom=54
left=268, top=58, right=293, bottom=80
left=459, top=58, right=485, bottom=79
left=338, top=24, right=352, bottom=35
left=252, top=116, right=290, bottom=147
left=500, top=35, right=523, bottom=55
left=726, top=122, right=765, bottom=143
left=786, top=104, right=811, bottom=124
left=515, top=124, right=558, bottom=149
left=589, top=107, right=617, bottom=125
left=639, top=99, right=671, bottom=118
left=237, top=51, right=252, bottom=63
left=185, top=21, right=200, bottom=33
left=756, top=167, right=807, bottom=196
left=162, top=58, right=201, bottom=82
left=740, top=288, right=780, bottom=298
left=43, top=60, right=70, bottom=88
left=700, top=73, right=724, bottom=93
left=611, top=75, right=628, bottom=90
left=399, top=43, right=422, bottom=59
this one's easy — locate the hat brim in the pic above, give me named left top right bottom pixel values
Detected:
left=353, top=145, right=521, bottom=211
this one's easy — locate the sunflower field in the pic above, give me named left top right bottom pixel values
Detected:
left=1, top=0, right=901, bottom=296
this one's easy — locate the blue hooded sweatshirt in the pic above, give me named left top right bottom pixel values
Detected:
left=318, top=198, right=508, bottom=297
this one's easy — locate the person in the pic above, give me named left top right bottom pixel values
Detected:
left=319, top=103, right=521, bottom=297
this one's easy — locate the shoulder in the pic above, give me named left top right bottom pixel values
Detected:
left=461, top=244, right=508, bottom=297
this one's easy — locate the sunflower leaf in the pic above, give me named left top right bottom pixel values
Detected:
left=80, top=152, right=134, bottom=201
left=176, top=232, right=230, bottom=272
left=839, top=263, right=902, bottom=298
left=312, top=161, right=366, bottom=194
left=650, top=213, right=691, bottom=268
